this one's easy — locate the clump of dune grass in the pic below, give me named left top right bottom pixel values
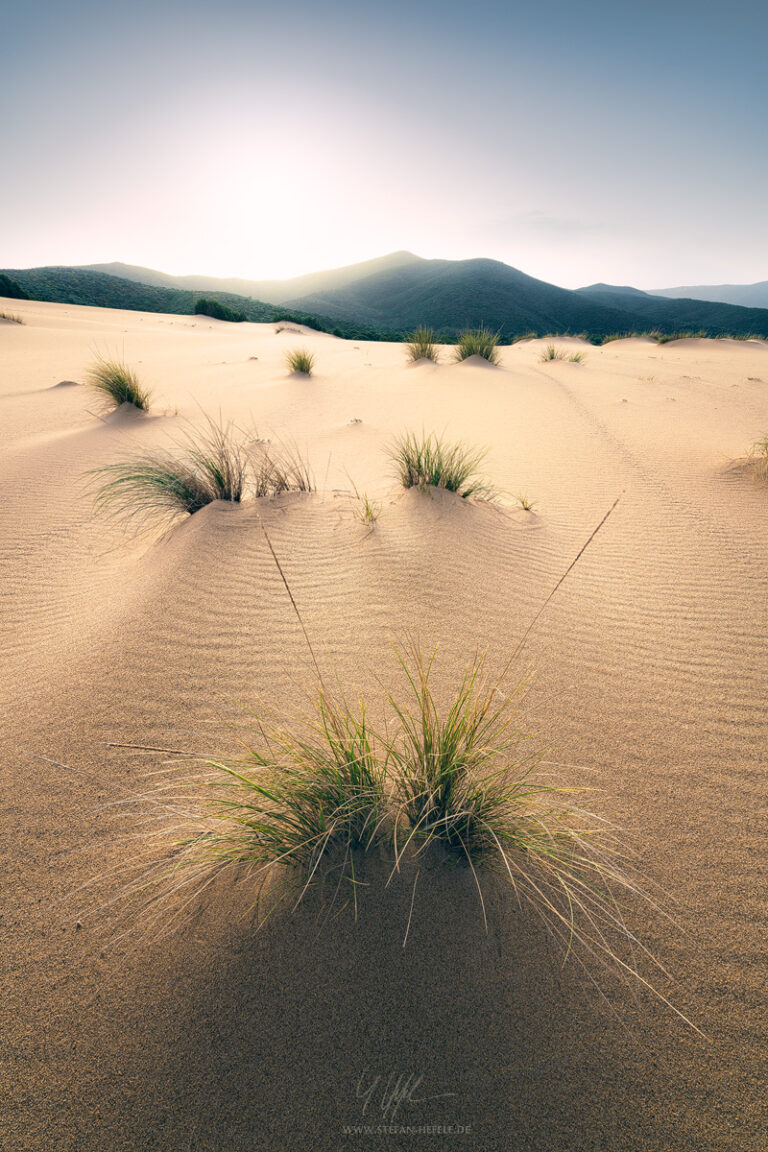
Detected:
left=404, top=327, right=441, bottom=364
left=130, top=644, right=691, bottom=1021
left=452, top=327, right=500, bottom=365
left=90, top=415, right=250, bottom=527
left=540, top=343, right=567, bottom=362
left=147, top=690, right=391, bottom=922
left=85, top=355, right=152, bottom=411
left=568, top=351, right=585, bottom=363
left=748, top=435, right=768, bottom=481
left=388, top=431, right=493, bottom=500
left=381, top=647, right=685, bottom=1002
left=285, top=348, right=315, bottom=375
left=251, top=442, right=314, bottom=497
left=0, top=310, right=24, bottom=324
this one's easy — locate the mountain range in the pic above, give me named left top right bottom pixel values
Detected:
left=4, top=251, right=768, bottom=341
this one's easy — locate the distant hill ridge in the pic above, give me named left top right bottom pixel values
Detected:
left=648, top=280, right=768, bottom=310
left=5, top=253, right=768, bottom=341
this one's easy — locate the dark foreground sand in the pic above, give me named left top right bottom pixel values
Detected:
left=1, top=299, right=767, bottom=1149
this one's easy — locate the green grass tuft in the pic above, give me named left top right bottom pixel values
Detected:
left=285, top=348, right=316, bottom=375
left=85, top=355, right=152, bottom=411
left=540, top=343, right=567, bottom=362
left=404, top=327, right=441, bottom=363
left=515, top=494, right=537, bottom=511
left=452, top=328, right=500, bottom=365
left=355, top=492, right=381, bottom=525
left=171, top=690, right=390, bottom=915
left=90, top=415, right=250, bottom=527
left=387, top=431, right=493, bottom=500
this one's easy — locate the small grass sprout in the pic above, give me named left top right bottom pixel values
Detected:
left=285, top=348, right=316, bottom=375
left=388, top=431, right=493, bottom=500
left=356, top=493, right=381, bottom=525
left=568, top=351, right=585, bottom=363
left=452, top=328, right=500, bottom=365
left=405, top=327, right=441, bottom=364
left=515, top=494, right=537, bottom=511
left=85, top=355, right=152, bottom=411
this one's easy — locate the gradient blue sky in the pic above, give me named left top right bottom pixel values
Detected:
left=3, top=0, right=767, bottom=288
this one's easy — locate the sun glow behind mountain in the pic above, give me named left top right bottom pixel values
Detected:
left=3, top=0, right=768, bottom=288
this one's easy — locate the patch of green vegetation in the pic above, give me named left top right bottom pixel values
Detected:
left=453, top=328, right=500, bottom=365
left=404, top=327, right=441, bottom=363
left=90, top=419, right=313, bottom=529
left=0, top=273, right=29, bottom=300
left=388, top=431, right=493, bottom=500
left=194, top=297, right=247, bottom=322
left=285, top=348, right=316, bottom=375
left=85, top=355, right=152, bottom=410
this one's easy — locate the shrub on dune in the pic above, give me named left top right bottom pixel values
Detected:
left=0, top=310, right=24, bottom=324
left=388, top=430, right=493, bottom=500
left=86, top=355, right=152, bottom=411
left=90, top=416, right=249, bottom=527
left=285, top=348, right=316, bottom=375
left=404, top=327, right=441, bottom=364
left=452, top=327, right=500, bottom=365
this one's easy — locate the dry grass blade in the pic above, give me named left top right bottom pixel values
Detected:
left=251, top=441, right=314, bottom=496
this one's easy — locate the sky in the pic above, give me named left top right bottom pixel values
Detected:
left=2, top=0, right=767, bottom=290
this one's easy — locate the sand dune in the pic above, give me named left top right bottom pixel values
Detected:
left=2, top=297, right=768, bottom=1150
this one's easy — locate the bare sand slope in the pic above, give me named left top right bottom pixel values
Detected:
left=2, top=299, right=768, bottom=1150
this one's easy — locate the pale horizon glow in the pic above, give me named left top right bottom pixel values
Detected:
left=3, top=0, right=768, bottom=292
